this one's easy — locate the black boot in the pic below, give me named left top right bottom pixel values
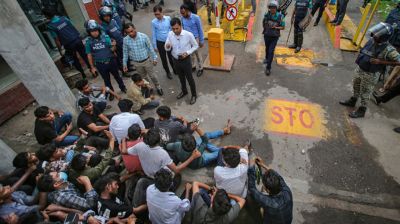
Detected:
left=295, top=33, right=303, bottom=53
left=349, top=106, right=366, bottom=118
left=288, top=33, right=297, bottom=49
left=339, top=97, right=357, bottom=107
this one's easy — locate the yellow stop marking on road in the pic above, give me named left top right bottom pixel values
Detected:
left=264, top=99, right=328, bottom=139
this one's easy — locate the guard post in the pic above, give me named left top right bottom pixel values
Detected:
left=208, top=28, right=224, bottom=66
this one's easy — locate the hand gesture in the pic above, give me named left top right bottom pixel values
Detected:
left=152, top=60, right=157, bottom=66
left=190, top=122, right=198, bottom=131
left=181, top=52, right=189, bottom=59
left=104, top=130, right=114, bottom=140
left=185, top=182, right=192, bottom=191
left=191, top=149, right=201, bottom=159
left=66, top=123, right=73, bottom=132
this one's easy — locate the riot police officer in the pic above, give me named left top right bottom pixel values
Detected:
left=339, top=23, right=400, bottom=118
left=102, top=0, right=123, bottom=29
left=85, top=20, right=126, bottom=96
left=43, top=9, right=92, bottom=79
left=99, top=6, right=124, bottom=73
left=288, top=0, right=312, bottom=53
left=262, top=0, right=285, bottom=76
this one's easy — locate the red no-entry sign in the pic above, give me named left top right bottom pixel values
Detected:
left=225, top=5, right=238, bottom=21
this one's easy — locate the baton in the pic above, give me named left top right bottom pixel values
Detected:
left=286, top=21, right=293, bottom=46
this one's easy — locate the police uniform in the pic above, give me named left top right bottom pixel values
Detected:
left=331, top=0, right=349, bottom=25
left=86, top=34, right=126, bottom=92
left=101, top=19, right=124, bottom=71
left=341, top=39, right=400, bottom=117
left=311, top=0, right=328, bottom=26
left=263, top=11, right=285, bottom=74
left=47, top=16, right=90, bottom=78
left=289, top=0, right=312, bottom=53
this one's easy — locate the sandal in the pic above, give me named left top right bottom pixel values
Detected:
left=223, top=119, right=233, bottom=135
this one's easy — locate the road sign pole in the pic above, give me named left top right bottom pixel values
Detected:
left=215, top=0, right=220, bottom=28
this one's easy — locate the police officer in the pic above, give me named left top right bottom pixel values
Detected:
left=43, top=9, right=92, bottom=79
left=311, top=0, right=328, bottom=26
left=85, top=20, right=126, bottom=98
left=330, top=0, right=349, bottom=26
left=262, top=0, right=285, bottom=76
left=102, top=0, right=123, bottom=29
left=289, top=0, right=312, bottom=53
left=99, top=6, right=124, bottom=73
left=339, top=23, right=400, bottom=118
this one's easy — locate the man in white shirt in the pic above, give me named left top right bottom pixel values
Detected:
left=109, top=99, right=145, bottom=144
left=146, top=168, right=191, bottom=224
left=214, top=145, right=250, bottom=198
left=165, top=17, right=199, bottom=105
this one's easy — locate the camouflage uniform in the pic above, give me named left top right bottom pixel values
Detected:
left=353, top=44, right=400, bottom=106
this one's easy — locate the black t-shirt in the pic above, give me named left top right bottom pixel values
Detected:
left=77, top=106, right=101, bottom=136
left=34, top=119, right=57, bottom=145
left=97, top=197, right=132, bottom=219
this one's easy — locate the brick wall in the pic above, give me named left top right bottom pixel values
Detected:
left=0, top=82, right=34, bottom=124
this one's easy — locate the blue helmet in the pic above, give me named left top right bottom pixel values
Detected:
left=99, top=6, right=113, bottom=20
left=369, top=22, right=394, bottom=43
left=102, top=0, right=114, bottom=7
left=85, top=19, right=101, bottom=34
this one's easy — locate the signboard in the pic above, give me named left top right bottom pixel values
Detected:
left=224, top=0, right=238, bottom=5
left=225, top=6, right=238, bottom=21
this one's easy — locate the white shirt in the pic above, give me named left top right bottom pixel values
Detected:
left=109, top=112, right=145, bottom=143
left=146, top=184, right=190, bottom=224
left=164, top=30, right=199, bottom=60
left=127, top=142, right=173, bottom=178
left=214, top=148, right=249, bottom=198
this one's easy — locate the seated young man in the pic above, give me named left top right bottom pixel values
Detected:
left=154, top=106, right=192, bottom=145
left=214, top=144, right=250, bottom=198
left=109, top=99, right=145, bottom=144
left=127, top=73, right=160, bottom=114
left=120, top=124, right=143, bottom=173
left=188, top=181, right=245, bottom=224
left=127, top=128, right=200, bottom=211
left=248, top=157, right=293, bottom=224
left=37, top=172, right=98, bottom=211
left=166, top=120, right=233, bottom=169
left=146, top=168, right=191, bottom=224
left=68, top=130, right=115, bottom=188
left=75, top=79, right=120, bottom=112
left=36, top=143, right=76, bottom=164
left=77, top=97, right=110, bottom=137
left=34, top=106, right=78, bottom=147
left=0, top=165, right=39, bottom=220
left=93, top=172, right=139, bottom=223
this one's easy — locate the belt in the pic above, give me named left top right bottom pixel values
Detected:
left=173, top=56, right=190, bottom=61
left=133, top=57, right=149, bottom=63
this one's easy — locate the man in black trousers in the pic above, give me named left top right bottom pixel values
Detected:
left=165, top=18, right=199, bottom=105
left=330, top=0, right=349, bottom=26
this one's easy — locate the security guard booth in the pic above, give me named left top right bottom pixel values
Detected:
left=208, top=28, right=224, bottom=66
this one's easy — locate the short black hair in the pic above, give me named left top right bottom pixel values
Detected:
left=75, top=79, right=89, bottom=91
left=156, top=106, right=171, bottom=119
left=170, top=17, right=182, bottom=27
left=36, top=144, right=57, bottom=161
left=262, top=170, right=282, bottom=195
left=78, top=97, right=91, bottom=108
left=37, top=174, right=56, bottom=192
left=222, top=148, right=241, bottom=168
left=118, top=99, right=133, bottom=112
left=94, top=172, right=119, bottom=194
left=34, top=106, right=50, bottom=118
left=42, top=8, right=56, bottom=18
left=153, top=5, right=162, bottom=12
left=128, top=123, right=141, bottom=140
left=124, top=22, right=135, bottom=30
left=13, top=152, right=29, bottom=168
left=154, top=168, right=173, bottom=192
left=131, top=73, right=143, bottom=83
left=70, top=154, right=87, bottom=171
left=212, top=189, right=232, bottom=215
left=143, top=128, right=160, bottom=147
left=181, top=133, right=196, bottom=152
left=87, top=153, right=102, bottom=167
left=180, top=4, right=190, bottom=11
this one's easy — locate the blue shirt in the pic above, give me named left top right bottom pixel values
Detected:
left=123, top=32, right=157, bottom=66
left=151, top=16, right=171, bottom=49
left=181, top=13, right=204, bottom=44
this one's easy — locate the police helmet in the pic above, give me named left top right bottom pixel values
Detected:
left=268, top=0, right=279, bottom=8
left=85, top=20, right=101, bottom=34
left=99, top=6, right=113, bottom=20
left=369, top=22, right=394, bottom=43
left=102, top=0, right=114, bottom=7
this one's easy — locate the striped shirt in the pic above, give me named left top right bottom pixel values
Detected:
left=123, top=32, right=157, bottom=66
